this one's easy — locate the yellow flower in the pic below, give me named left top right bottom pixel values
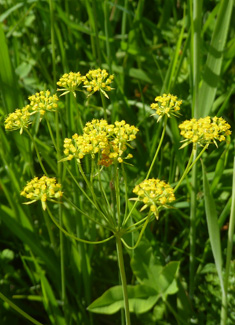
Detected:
left=61, top=119, right=139, bottom=166
left=21, top=176, right=63, bottom=211
left=179, top=116, right=231, bottom=148
left=83, top=68, right=114, bottom=98
left=98, top=121, right=139, bottom=166
left=61, top=130, right=109, bottom=163
left=132, top=179, right=175, bottom=219
left=28, top=90, right=59, bottom=117
left=150, top=93, right=182, bottom=122
left=57, top=72, right=85, bottom=97
left=4, top=106, right=31, bottom=134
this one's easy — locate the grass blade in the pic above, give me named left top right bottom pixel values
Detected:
left=221, top=157, right=235, bottom=324
left=0, top=292, right=43, bottom=325
left=0, top=23, right=23, bottom=113
left=198, top=0, right=233, bottom=116
left=201, top=160, right=224, bottom=295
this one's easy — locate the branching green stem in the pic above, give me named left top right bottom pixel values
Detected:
left=121, top=212, right=152, bottom=250
left=173, top=144, right=208, bottom=193
left=47, top=206, right=114, bottom=245
left=66, top=166, right=114, bottom=227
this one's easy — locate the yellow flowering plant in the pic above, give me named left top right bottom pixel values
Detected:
left=57, top=72, right=86, bottom=97
left=4, top=106, right=31, bottom=134
left=83, top=68, right=114, bottom=98
left=4, top=69, right=232, bottom=325
left=20, top=176, right=63, bottom=211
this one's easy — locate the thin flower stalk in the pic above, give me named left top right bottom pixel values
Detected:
left=47, top=205, right=115, bottom=245
left=100, top=91, right=108, bottom=120
left=66, top=166, right=114, bottom=228
left=121, top=212, right=152, bottom=250
left=146, top=115, right=168, bottom=180
left=116, top=236, right=131, bottom=325
left=25, top=129, right=48, bottom=176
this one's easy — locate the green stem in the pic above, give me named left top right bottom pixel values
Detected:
left=66, top=166, right=113, bottom=226
left=116, top=236, right=131, bottom=325
left=78, top=162, right=97, bottom=204
left=46, top=116, right=57, bottom=152
left=123, top=116, right=168, bottom=227
left=124, top=215, right=149, bottom=233
left=173, top=148, right=194, bottom=193
left=173, top=144, right=208, bottom=193
left=0, top=292, right=43, bottom=325
left=73, top=95, right=83, bottom=133
left=123, top=201, right=138, bottom=227
left=121, top=0, right=128, bottom=42
left=25, top=130, right=48, bottom=176
left=189, top=0, right=202, bottom=118
left=64, top=195, right=113, bottom=231
left=189, top=150, right=197, bottom=299
left=121, top=162, right=129, bottom=220
left=104, top=0, right=112, bottom=72
left=92, top=0, right=102, bottom=66
left=146, top=115, right=168, bottom=180
left=47, top=206, right=115, bottom=245
left=54, top=108, right=66, bottom=310
left=97, top=165, right=113, bottom=216
left=48, top=0, right=56, bottom=86
left=221, top=157, right=235, bottom=324
left=100, top=91, right=108, bottom=120
left=42, top=209, right=56, bottom=249
left=114, top=163, right=121, bottom=227
left=121, top=212, right=151, bottom=250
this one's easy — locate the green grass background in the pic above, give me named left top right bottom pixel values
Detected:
left=0, top=1, right=234, bottom=324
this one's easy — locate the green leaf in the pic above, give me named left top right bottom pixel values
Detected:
left=87, top=285, right=159, bottom=315
left=201, top=160, right=224, bottom=294
left=210, top=149, right=227, bottom=193
left=0, top=23, right=23, bottom=113
left=198, top=0, right=234, bottom=116
left=131, top=239, right=179, bottom=297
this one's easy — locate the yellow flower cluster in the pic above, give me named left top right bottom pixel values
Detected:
left=56, top=68, right=114, bottom=98
left=4, top=107, right=31, bottom=134
left=62, top=119, right=139, bottom=166
left=4, top=90, right=59, bottom=134
left=132, top=179, right=175, bottom=219
left=57, top=72, right=86, bottom=97
left=21, top=176, right=63, bottom=211
left=179, top=116, right=232, bottom=148
left=83, top=69, right=114, bottom=98
left=151, top=94, right=182, bottom=122
left=28, top=90, right=59, bottom=117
